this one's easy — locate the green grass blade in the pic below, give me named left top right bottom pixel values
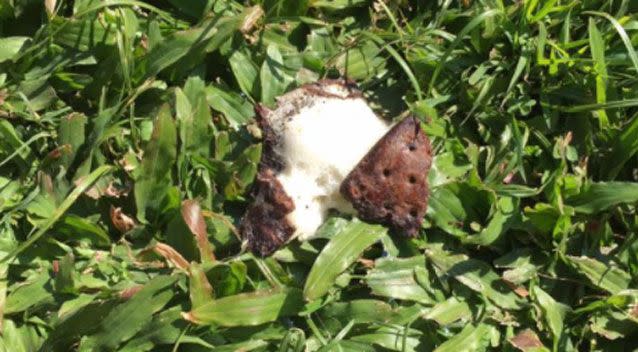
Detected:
left=561, top=99, right=638, bottom=112
left=588, top=18, right=609, bottom=128
left=427, top=9, right=501, bottom=95
left=134, top=104, right=177, bottom=223
left=601, top=113, right=638, bottom=179
left=361, top=32, right=423, bottom=101
left=564, top=255, right=630, bottom=294
left=0, top=165, right=112, bottom=263
left=80, top=275, right=179, bottom=351
left=584, top=11, right=638, bottom=73
left=304, top=221, right=387, bottom=300
left=567, top=181, right=638, bottom=214
left=433, top=324, right=494, bottom=352
left=185, top=289, right=304, bottom=326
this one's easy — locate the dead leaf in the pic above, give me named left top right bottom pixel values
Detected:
left=503, top=279, right=529, bottom=297
left=119, top=285, right=143, bottom=300
left=104, top=180, right=131, bottom=198
left=45, top=0, right=56, bottom=15
left=154, top=242, right=190, bottom=271
left=181, top=200, right=215, bottom=262
left=240, top=5, right=264, bottom=34
left=509, top=329, right=544, bottom=351
left=75, top=174, right=107, bottom=199
left=110, top=206, right=136, bottom=233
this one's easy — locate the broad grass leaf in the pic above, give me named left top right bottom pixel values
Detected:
left=589, top=309, right=638, bottom=340
left=564, top=255, right=630, bottom=294
left=229, top=50, right=259, bottom=98
left=567, top=182, right=638, bottom=214
left=532, top=286, right=567, bottom=343
left=350, top=325, right=422, bottom=351
left=205, top=85, right=254, bottom=128
left=427, top=186, right=469, bottom=238
left=142, top=15, right=241, bottom=79
left=334, top=41, right=385, bottom=81
left=426, top=247, right=525, bottom=310
left=320, top=300, right=396, bottom=324
left=463, top=197, right=519, bottom=246
left=55, top=214, right=110, bottom=247
left=494, top=249, right=544, bottom=285
left=134, top=104, right=177, bottom=223
left=53, top=252, right=75, bottom=294
left=56, top=293, right=98, bottom=320
left=428, top=151, right=473, bottom=188
left=0, top=119, right=35, bottom=171
left=207, top=261, right=247, bottom=297
left=0, top=319, right=44, bottom=352
left=15, top=78, right=57, bottom=111
left=0, top=37, right=29, bottom=62
left=366, top=256, right=436, bottom=304
left=50, top=16, right=116, bottom=51
left=119, top=306, right=213, bottom=352
left=185, top=288, right=303, bottom=326
left=227, top=143, right=261, bottom=200
left=1, top=165, right=112, bottom=263
left=79, top=275, right=178, bottom=351
left=176, top=86, right=211, bottom=157
left=260, top=44, right=293, bottom=107
left=57, top=113, right=86, bottom=169
left=423, top=296, right=472, bottom=326
left=42, top=299, right=119, bottom=351
left=427, top=183, right=492, bottom=238
left=433, top=323, right=495, bottom=352
left=601, top=115, right=638, bottom=179
left=189, top=262, right=214, bottom=309
left=5, top=271, right=54, bottom=314
left=304, top=221, right=387, bottom=300
left=72, top=108, right=117, bottom=175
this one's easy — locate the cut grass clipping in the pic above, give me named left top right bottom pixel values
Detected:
left=1, top=1, right=638, bottom=351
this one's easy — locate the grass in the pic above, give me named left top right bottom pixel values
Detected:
left=1, top=0, right=638, bottom=351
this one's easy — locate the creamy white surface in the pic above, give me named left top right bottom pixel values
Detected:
left=269, top=89, right=390, bottom=240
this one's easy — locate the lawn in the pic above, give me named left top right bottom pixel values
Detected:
left=1, top=0, right=638, bottom=351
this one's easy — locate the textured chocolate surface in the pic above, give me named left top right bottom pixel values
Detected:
left=340, top=117, right=432, bottom=236
left=240, top=169, right=295, bottom=256
left=243, top=80, right=371, bottom=256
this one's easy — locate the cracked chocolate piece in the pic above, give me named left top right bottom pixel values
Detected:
left=241, top=169, right=295, bottom=256
left=241, top=80, right=392, bottom=256
left=340, top=116, right=432, bottom=236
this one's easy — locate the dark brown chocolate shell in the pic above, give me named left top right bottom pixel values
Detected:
left=240, top=168, right=296, bottom=256
left=340, top=116, right=432, bottom=236
left=242, top=79, right=361, bottom=256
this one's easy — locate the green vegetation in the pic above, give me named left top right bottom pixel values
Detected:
left=1, top=0, right=638, bottom=350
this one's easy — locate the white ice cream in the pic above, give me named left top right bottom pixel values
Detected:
left=267, top=83, right=390, bottom=240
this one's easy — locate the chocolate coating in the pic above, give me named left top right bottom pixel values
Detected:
left=241, top=169, right=295, bottom=256
left=340, top=117, right=432, bottom=236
